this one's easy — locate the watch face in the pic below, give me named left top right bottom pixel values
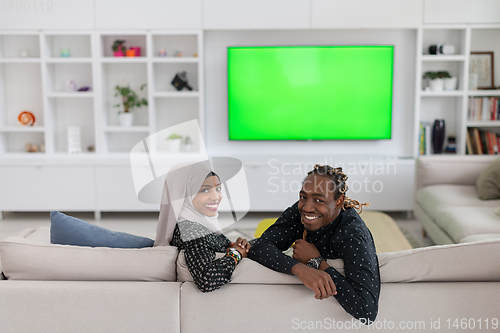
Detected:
left=307, top=258, right=320, bottom=269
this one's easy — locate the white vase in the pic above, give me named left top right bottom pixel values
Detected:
left=429, top=78, right=444, bottom=92
left=443, top=77, right=457, bottom=91
left=118, top=112, right=134, bottom=127
left=166, top=139, right=182, bottom=153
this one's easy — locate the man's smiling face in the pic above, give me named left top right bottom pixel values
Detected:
left=298, top=173, right=343, bottom=232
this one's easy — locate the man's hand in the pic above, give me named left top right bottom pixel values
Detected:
left=292, top=239, right=321, bottom=265
left=227, top=237, right=250, bottom=258
left=292, top=263, right=337, bottom=300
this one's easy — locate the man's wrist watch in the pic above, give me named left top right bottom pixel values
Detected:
left=307, top=256, right=325, bottom=269
left=226, top=247, right=242, bottom=264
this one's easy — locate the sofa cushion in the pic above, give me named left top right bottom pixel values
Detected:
left=416, top=184, right=500, bottom=219
left=176, top=250, right=345, bottom=284
left=495, top=206, right=500, bottom=217
left=378, top=238, right=500, bottom=282
left=476, top=157, right=500, bottom=200
left=460, top=233, right=500, bottom=243
left=50, top=211, right=154, bottom=248
left=0, top=226, right=177, bottom=281
left=435, top=207, right=500, bottom=243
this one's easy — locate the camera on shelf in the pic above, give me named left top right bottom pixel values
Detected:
left=429, top=43, right=455, bottom=55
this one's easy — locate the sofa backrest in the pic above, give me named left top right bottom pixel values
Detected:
left=415, top=155, right=497, bottom=191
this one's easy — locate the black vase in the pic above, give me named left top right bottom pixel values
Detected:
left=432, top=119, right=446, bottom=154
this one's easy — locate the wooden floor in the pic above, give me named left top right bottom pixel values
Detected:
left=360, top=211, right=413, bottom=253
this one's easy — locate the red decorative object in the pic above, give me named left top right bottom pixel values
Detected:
left=129, top=47, right=141, bottom=57
left=113, top=50, right=125, bottom=57
left=18, top=111, right=36, bottom=126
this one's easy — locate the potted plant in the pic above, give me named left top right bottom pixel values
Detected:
left=183, top=136, right=193, bottom=152
left=166, top=133, right=183, bottom=153
left=424, top=71, right=451, bottom=92
left=112, top=40, right=126, bottom=57
left=113, top=84, right=148, bottom=127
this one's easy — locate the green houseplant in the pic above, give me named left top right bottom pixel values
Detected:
left=166, top=133, right=183, bottom=153
left=424, top=71, right=451, bottom=92
left=113, top=84, right=148, bottom=127
left=112, top=40, right=126, bottom=57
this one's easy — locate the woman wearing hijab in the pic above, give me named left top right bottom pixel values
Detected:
left=154, top=161, right=250, bottom=292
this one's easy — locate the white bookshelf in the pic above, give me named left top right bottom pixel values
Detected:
left=0, top=30, right=204, bottom=158
left=415, top=25, right=500, bottom=156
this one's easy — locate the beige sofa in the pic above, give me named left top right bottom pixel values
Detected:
left=415, top=155, right=500, bottom=245
left=1, top=225, right=500, bottom=332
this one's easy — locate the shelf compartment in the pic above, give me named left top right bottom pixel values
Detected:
left=153, top=63, right=198, bottom=92
left=100, top=34, right=147, bottom=58
left=0, top=132, right=45, bottom=154
left=471, top=28, right=500, bottom=89
left=47, top=98, right=95, bottom=154
left=152, top=34, right=198, bottom=59
left=422, top=29, right=467, bottom=56
left=0, top=34, right=40, bottom=59
left=421, top=61, right=466, bottom=92
left=101, top=63, right=149, bottom=127
left=43, top=34, right=92, bottom=59
left=45, top=63, right=93, bottom=94
left=0, top=63, right=44, bottom=127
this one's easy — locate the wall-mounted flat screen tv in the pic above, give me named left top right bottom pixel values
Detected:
left=227, top=45, right=394, bottom=140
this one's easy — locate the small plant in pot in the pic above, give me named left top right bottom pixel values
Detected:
left=166, top=133, right=183, bottom=153
left=113, top=84, right=148, bottom=127
left=112, top=40, right=126, bottom=57
left=424, top=71, right=451, bottom=92
left=183, top=136, right=193, bottom=152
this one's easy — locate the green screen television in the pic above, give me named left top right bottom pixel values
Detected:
left=227, top=45, right=394, bottom=140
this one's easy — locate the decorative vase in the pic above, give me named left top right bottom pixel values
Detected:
left=113, top=50, right=125, bottom=57
left=443, top=77, right=457, bottom=91
left=432, top=119, right=446, bottom=154
left=129, top=47, right=141, bottom=57
left=166, top=139, right=182, bottom=153
left=429, top=78, right=444, bottom=91
left=118, top=112, right=134, bottom=127
left=126, top=49, right=136, bottom=57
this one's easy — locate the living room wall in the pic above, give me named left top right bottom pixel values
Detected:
left=204, top=29, right=416, bottom=157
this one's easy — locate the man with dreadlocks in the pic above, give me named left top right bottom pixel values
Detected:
left=248, top=164, right=380, bottom=323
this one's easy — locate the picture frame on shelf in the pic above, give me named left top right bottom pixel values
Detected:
left=470, top=52, right=495, bottom=89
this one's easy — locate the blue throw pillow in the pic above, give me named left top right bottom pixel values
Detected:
left=50, top=211, right=154, bottom=248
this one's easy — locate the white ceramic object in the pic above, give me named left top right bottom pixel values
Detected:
left=429, top=78, right=444, bottom=91
left=118, top=112, right=134, bottom=127
left=443, top=77, right=457, bottom=91
left=166, top=139, right=182, bottom=153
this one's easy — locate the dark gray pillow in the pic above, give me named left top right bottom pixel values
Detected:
left=476, top=157, right=500, bottom=200
left=50, top=211, right=154, bottom=248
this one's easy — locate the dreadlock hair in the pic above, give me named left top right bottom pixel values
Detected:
left=305, top=164, right=370, bottom=213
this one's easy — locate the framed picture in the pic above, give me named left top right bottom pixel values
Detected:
left=470, top=52, right=495, bottom=89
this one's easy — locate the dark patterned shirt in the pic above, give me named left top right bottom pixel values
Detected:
left=248, top=202, right=380, bottom=322
left=171, top=220, right=236, bottom=292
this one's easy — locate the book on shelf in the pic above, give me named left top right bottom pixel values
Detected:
left=468, top=97, right=500, bottom=121
left=419, top=122, right=431, bottom=155
left=467, top=127, right=500, bottom=155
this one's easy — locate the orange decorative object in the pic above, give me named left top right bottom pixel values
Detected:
left=126, top=49, right=136, bottom=57
left=18, top=111, right=36, bottom=126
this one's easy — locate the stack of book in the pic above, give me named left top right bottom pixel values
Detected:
left=419, top=122, right=431, bottom=155
left=468, top=97, right=500, bottom=121
left=466, top=128, right=499, bottom=155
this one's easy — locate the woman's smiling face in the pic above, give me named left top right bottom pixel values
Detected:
left=298, top=174, right=343, bottom=231
left=193, top=175, right=223, bottom=217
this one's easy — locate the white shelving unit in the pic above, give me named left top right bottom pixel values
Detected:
left=414, top=25, right=500, bottom=156
left=0, top=30, right=204, bottom=158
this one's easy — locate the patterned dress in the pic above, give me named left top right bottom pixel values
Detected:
left=171, top=220, right=236, bottom=292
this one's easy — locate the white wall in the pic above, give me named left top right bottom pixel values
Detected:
left=204, top=29, right=416, bottom=157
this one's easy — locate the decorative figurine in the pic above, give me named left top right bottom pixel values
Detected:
left=171, top=71, right=193, bottom=91
left=67, top=80, right=77, bottom=92
left=158, top=47, right=167, bottom=57
left=18, top=111, right=35, bottom=126
left=60, top=48, right=71, bottom=57
left=25, top=143, right=39, bottom=153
